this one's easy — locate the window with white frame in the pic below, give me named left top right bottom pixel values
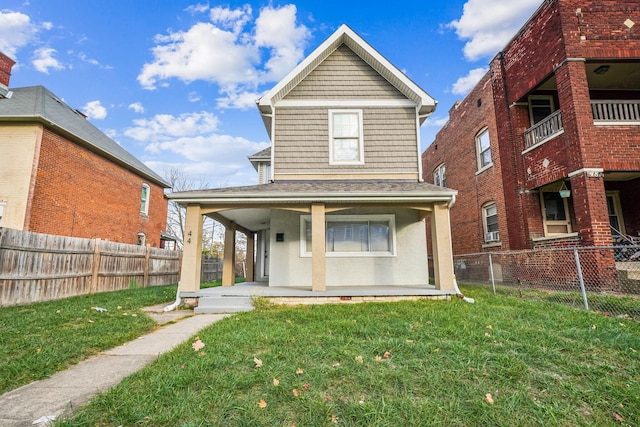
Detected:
left=140, top=184, right=150, bottom=215
left=137, top=232, right=146, bottom=246
left=329, top=110, right=364, bottom=164
left=541, top=190, right=572, bottom=235
left=483, top=202, right=500, bottom=242
left=301, top=214, right=395, bottom=257
left=528, top=95, right=555, bottom=125
left=0, top=202, right=5, bottom=225
left=476, top=128, right=492, bottom=170
left=434, top=163, right=446, bottom=187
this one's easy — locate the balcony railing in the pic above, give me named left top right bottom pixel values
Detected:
left=592, top=100, right=640, bottom=124
left=524, top=110, right=563, bottom=149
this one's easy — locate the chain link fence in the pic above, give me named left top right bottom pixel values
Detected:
left=453, top=245, right=640, bottom=319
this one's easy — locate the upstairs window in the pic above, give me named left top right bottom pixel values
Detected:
left=483, top=202, right=500, bottom=243
left=140, top=184, right=150, bottom=215
left=528, top=95, right=555, bottom=125
left=434, top=163, right=446, bottom=187
left=329, top=110, right=364, bottom=165
left=476, top=127, right=492, bottom=171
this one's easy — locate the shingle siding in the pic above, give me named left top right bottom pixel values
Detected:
left=284, top=45, right=405, bottom=100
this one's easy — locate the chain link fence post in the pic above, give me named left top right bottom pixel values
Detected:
left=573, top=248, right=589, bottom=311
left=488, top=253, right=496, bottom=294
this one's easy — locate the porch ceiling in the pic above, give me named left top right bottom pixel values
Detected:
left=208, top=208, right=271, bottom=231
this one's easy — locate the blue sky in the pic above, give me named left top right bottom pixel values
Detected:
left=2, top=0, right=542, bottom=188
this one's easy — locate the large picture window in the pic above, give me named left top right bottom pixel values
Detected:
left=329, top=110, right=364, bottom=164
left=301, top=215, right=395, bottom=257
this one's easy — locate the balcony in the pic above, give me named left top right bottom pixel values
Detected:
left=592, top=100, right=640, bottom=125
left=524, top=110, right=564, bottom=150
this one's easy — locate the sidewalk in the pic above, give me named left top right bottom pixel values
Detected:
left=0, top=305, right=230, bottom=427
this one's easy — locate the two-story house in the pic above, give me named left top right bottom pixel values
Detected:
left=170, top=25, right=458, bottom=297
left=0, top=52, right=171, bottom=247
left=424, top=0, right=640, bottom=253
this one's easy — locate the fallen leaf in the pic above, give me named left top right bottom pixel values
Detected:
left=375, top=356, right=382, bottom=363
left=254, top=357, right=263, bottom=368
left=117, top=306, right=122, bottom=310
left=359, top=397, right=366, bottom=404
left=591, top=324, right=597, bottom=330
left=406, top=339, right=414, bottom=343
left=303, top=384, right=310, bottom=390
left=88, top=319, right=94, bottom=323
left=258, top=399, right=267, bottom=409
left=485, top=332, right=491, bottom=337
left=433, top=348, right=441, bottom=353
left=56, top=310, right=61, bottom=314
left=192, top=339, right=205, bottom=351
left=383, top=351, right=391, bottom=359
left=273, top=378, right=280, bottom=386
left=355, top=355, right=363, bottom=363
left=484, top=393, right=494, bottom=405
left=613, top=412, right=625, bottom=423
left=131, top=313, right=137, bottom=317
left=330, top=415, right=339, bottom=424
left=295, top=368, right=304, bottom=375
left=292, top=389, right=299, bottom=397
left=332, top=362, right=341, bottom=368
left=198, top=351, right=206, bottom=357
left=486, top=324, right=493, bottom=330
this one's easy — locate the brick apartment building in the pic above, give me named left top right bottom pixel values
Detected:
left=0, top=52, right=172, bottom=247
left=423, top=0, right=640, bottom=258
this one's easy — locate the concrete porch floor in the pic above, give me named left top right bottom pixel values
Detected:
left=181, top=282, right=455, bottom=313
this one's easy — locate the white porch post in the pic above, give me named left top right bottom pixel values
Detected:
left=222, top=223, right=236, bottom=286
left=179, top=205, right=203, bottom=292
left=311, top=203, right=326, bottom=291
left=430, top=202, right=455, bottom=291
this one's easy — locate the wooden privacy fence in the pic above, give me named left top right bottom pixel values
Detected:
left=0, top=228, right=181, bottom=307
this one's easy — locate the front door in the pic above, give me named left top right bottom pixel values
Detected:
left=261, top=229, right=270, bottom=278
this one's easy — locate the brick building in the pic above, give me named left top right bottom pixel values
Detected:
left=0, top=52, right=171, bottom=247
left=423, top=0, right=640, bottom=258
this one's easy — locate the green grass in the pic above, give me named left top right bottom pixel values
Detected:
left=0, top=285, right=177, bottom=394
left=57, top=287, right=640, bottom=426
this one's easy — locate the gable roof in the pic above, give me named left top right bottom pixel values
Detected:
left=0, top=86, right=170, bottom=188
left=257, top=24, right=437, bottom=136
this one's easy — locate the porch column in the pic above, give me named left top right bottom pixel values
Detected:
left=179, top=205, right=204, bottom=292
left=430, top=202, right=454, bottom=291
left=222, top=223, right=236, bottom=286
left=311, top=203, right=326, bottom=291
left=245, top=232, right=255, bottom=282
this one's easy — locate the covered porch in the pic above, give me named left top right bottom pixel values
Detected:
left=169, top=182, right=458, bottom=302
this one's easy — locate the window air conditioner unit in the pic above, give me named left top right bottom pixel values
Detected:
left=485, top=231, right=500, bottom=242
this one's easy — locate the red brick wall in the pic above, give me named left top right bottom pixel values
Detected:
left=422, top=74, right=508, bottom=255
left=28, top=127, right=168, bottom=247
left=0, top=52, right=15, bottom=87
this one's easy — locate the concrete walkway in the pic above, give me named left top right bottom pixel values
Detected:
left=0, top=305, right=230, bottom=427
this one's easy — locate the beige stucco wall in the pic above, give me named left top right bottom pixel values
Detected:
left=0, top=124, right=40, bottom=229
left=268, top=207, right=429, bottom=287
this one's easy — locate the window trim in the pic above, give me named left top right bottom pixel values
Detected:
left=328, top=109, right=364, bottom=165
left=540, top=189, right=572, bottom=236
left=434, top=163, right=446, bottom=187
left=482, top=202, right=500, bottom=243
left=607, top=191, right=625, bottom=235
left=137, top=232, right=146, bottom=246
left=140, top=183, right=150, bottom=216
left=475, top=127, right=493, bottom=172
left=300, top=214, right=396, bottom=258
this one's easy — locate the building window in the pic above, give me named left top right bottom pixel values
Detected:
left=607, top=191, right=625, bottom=235
left=137, top=232, right=146, bottom=246
left=301, top=214, right=395, bottom=257
left=140, top=184, right=150, bottom=215
left=476, top=127, right=492, bottom=171
left=528, top=95, right=555, bottom=125
left=329, top=110, right=364, bottom=164
left=541, top=190, right=572, bottom=235
left=483, top=202, right=500, bottom=242
left=434, top=163, right=446, bottom=187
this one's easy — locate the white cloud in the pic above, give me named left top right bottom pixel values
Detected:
left=423, top=116, right=449, bottom=128
left=0, top=10, right=37, bottom=58
left=449, top=0, right=541, bottom=61
left=128, top=102, right=145, bottom=113
left=32, top=47, right=65, bottom=73
left=451, top=67, right=488, bottom=95
left=78, top=52, right=112, bottom=69
left=137, top=4, right=310, bottom=109
left=124, top=111, right=220, bottom=142
left=216, top=89, right=262, bottom=110
left=82, top=100, right=107, bottom=119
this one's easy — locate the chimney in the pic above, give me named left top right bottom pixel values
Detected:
left=0, top=52, right=16, bottom=88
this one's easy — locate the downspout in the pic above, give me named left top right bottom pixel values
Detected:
left=163, top=285, right=181, bottom=312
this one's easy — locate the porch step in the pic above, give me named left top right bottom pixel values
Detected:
left=195, top=296, right=254, bottom=314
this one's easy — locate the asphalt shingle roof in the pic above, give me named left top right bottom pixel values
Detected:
left=0, top=86, right=170, bottom=187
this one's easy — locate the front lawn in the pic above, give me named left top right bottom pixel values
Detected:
left=58, top=287, right=640, bottom=426
left=0, top=285, right=177, bottom=394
